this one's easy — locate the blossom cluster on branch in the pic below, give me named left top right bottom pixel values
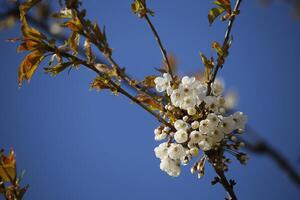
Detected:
left=153, top=74, right=247, bottom=177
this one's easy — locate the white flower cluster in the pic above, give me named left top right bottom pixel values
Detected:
left=153, top=74, right=247, bottom=177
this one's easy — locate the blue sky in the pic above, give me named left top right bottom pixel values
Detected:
left=0, top=0, right=300, bottom=199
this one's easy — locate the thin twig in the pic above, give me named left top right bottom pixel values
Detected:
left=57, top=49, right=176, bottom=131
left=239, top=127, right=300, bottom=187
left=214, top=168, right=237, bottom=200
left=206, top=148, right=238, bottom=200
left=74, top=8, right=165, bottom=109
left=207, top=0, right=243, bottom=93
left=144, top=14, right=175, bottom=82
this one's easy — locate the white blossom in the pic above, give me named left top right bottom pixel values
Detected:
left=198, top=137, right=214, bottom=151
left=174, top=120, right=188, bottom=131
left=154, top=142, right=169, bottom=160
left=174, top=129, right=188, bottom=143
left=206, top=113, right=220, bottom=126
left=232, top=112, right=247, bottom=130
left=155, top=132, right=167, bottom=141
left=160, top=157, right=181, bottom=177
left=208, top=128, right=224, bottom=143
left=189, top=147, right=199, bottom=157
left=153, top=75, right=247, bottom=177
left=204, top=96, right=218, bottom=113
left=154, top=128, right=161, bottom=135
left=220, top=116, right=235, bottom=134
left=199, top=119, right=214, bottom=134
left=187, top=107, right=197, bottom=115
left=170, top=76, right=207, bottom=110
left=190, top=130, right=203, bottom=143
left=168, top=143, right=186, bottom=160
left=154, top=73, right=172, bottom=95
left=191, top=121, right=200, bottom=129
left=211, top=79, right=224, bottom=96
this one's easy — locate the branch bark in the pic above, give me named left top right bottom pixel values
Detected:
left=144, top=14, right=175, bottom=82
left=214, top=168, right=237, bottom=200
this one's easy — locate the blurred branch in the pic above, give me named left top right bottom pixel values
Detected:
left=260, top=0, right=300, bottom=19
left=239, top=127, right=300, bottom=187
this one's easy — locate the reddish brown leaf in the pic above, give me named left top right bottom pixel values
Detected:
left=136, top=94, right=163, bottom=111
left=18, top=51, right=45, bottom=87
left=141, top=75, right=157, bottom=88
left=0, top=150, right=16, bottom=182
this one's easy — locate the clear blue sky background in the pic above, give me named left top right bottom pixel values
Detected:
left=1, top=0, right=300, bottom=199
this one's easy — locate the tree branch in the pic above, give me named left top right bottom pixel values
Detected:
left=144, top=14, right=175, bottom=82
left=207, top=0, right=243, bottom=94
left=214, top=168, right=237, bottom=200
left=57, top=49, right=176, bottom=131
left=239, top=127, right=300, bottom=187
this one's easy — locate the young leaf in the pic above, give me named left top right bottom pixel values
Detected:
left=131, top=0, right=154, bottom=18
left=208, top=7, right=225, bottom=25
left=64, top=17, right=83, bottom=32
left=17, top=39, right=40, bottom=52
left=136, top=94, right=163, bottom=111
left=92, top=23, right=105, bottom=46
left=214, top=0, right=232, bottom=12
left=21, top=23, right=46, bottom=41
left=162, top=54, right=177, bottom=74
left=19, top=0, right=41, bottom=22
left=0, top=150, right=16, bottom=182
left=141, top=75, right=157, bottom=88
left=84, top=38, right=93, bottom=63
left=90, top=76, right=110, bottom=91
left=44, top=62, right=73, bottom=76
left=200, top=53, right=213, bottom=82
left=18, top=51, right=45, bottom=87
left=212, top=41, right=225, bottom=56
left=68, top=31, right=80, bottom=55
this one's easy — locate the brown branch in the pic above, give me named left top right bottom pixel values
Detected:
left=206, top=148, right=238, bottom=200
left=214, top=168, right=237, bottom=200
left=207, top=0, right=243, bottom=94
left=73, top=8, right=165, bottom=110
left=57, top=49, right=176, bottom=131
left=144, top=14, right=175, bottom=82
